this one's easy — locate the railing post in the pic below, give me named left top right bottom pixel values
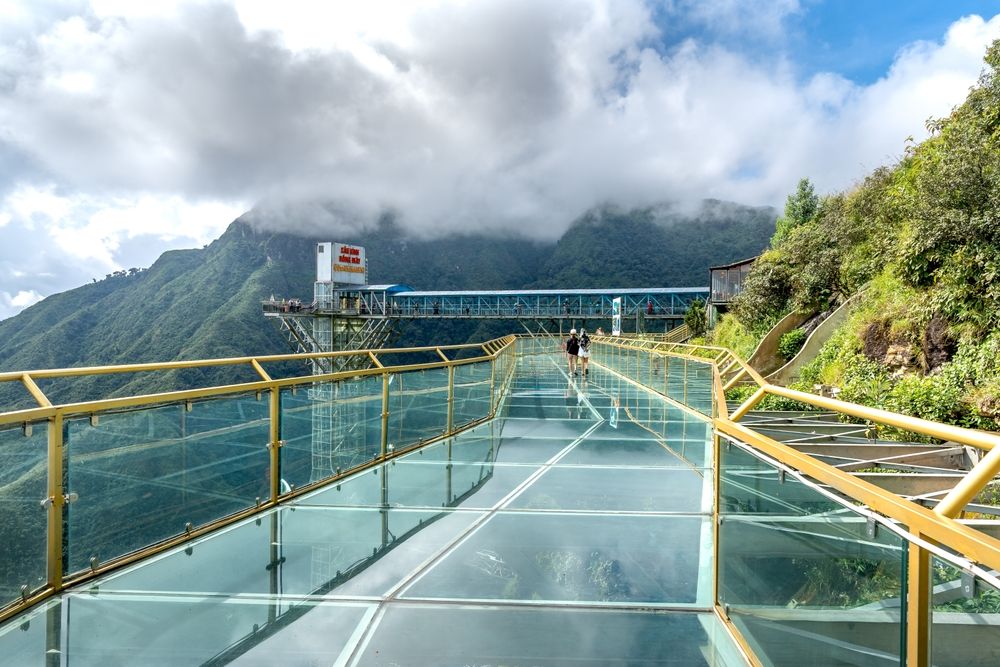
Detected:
left=906, top=540, right=931, bottom=666
left=489, top=356, right=497, bottom=415
left=664, top=355, right=670, bottom=396
left=269, top=387, right=281, bottom=503
left=712, top=430, right=721, bottom=606
left=447, top=364, right=455, bottom=432
left=46, top=413, right=64, bottom=591
left=683, top=358, right=689, bottom=406
left=381, top=372, right=390, bottom=458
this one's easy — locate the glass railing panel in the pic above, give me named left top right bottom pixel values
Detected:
left=0, top=421, right=48, bottom=608
left=452, top=361, right=491, bottom=427
left=387, top=367, right=449, bottom=447
left=931, top=557, right=1000, bottom=667
left=687, top=359, right=715, bottom=416
left=720, top=441, right=904, bottom=665
left=97, top=505, right=461, bottom=598
left=0, top=598, right=57, bottom=663
left=279, top=375, right=383, bottom=490
left=720, top=439, right=843, bottom=515
left=293, top=436, right=518, bottom=512
left=64, top=394, right=269, bottom=575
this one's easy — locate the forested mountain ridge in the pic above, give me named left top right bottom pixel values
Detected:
left=0, top=200, right=775, bottom=406
left=716, top=39, right=1000, bottom=432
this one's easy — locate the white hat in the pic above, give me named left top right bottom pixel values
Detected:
left=570, top=328, right=577, bottom=334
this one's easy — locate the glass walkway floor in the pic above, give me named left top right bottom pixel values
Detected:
left=1, top=353, right=746, bottom=665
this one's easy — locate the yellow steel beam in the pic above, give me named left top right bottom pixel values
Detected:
left=906, top=540, right=931, bottom=667
left=713, top=605, right=764, bottom=667
left=722, top=367, right=748, bottom=392
left=730, top=387, right=765, bottom=421
left=268, top=388, right=281, bottom=503
left=436, top=348, right=450, bottom=362
left=935, top=444, right=1000, bottom=517
left=0, top=337, right=512, bottom=383
left=0, top=351, right=504, bottom=428
left=21, top=374, right=51, bottom=408
left=713, top=367, right=727, bottom=419
left=250, top=359, right=272, bottom=382
left=764, top=384, right=1000, bottom=452
left=368, top=352, right=384, bottom=368
left=447, top=365, right=455, bottom=432
left=381, top=372, right=390, bottom=457
left=45, top=413, right=64, bottom=590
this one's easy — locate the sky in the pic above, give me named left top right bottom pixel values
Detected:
left=2, top=0, right=1000, bottom=320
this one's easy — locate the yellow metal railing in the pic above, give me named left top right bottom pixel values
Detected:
left=591, top=334, right=1000, bottom=667
left=0, top=335, right=517, bottom=624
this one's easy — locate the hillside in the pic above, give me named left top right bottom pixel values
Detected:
left=715, top=39, right=1000, bottom=433
left=0, top=200, right=775, bottom=407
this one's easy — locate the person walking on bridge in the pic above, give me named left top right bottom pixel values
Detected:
left=565, top=329, right=580, bottom=376
left=578, top=329, right=591, bottom=376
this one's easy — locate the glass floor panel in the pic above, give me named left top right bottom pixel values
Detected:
left=357, top=604, right=746, bottom=666
left=296, top=461, right=541, bottom=510
left=402, top=512, right=711, bottom=605
left=559, top=436, right=695, bottom=466
left=509, top=465, right=710, bottom=512
left=0, top=351, right=739, bottom=665
left=0, top=594, right=372, bottom=666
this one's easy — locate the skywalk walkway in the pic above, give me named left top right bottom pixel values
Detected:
left=0, top=352, right=744, bottom=665
left=5, top=336, right=1000, bottom=665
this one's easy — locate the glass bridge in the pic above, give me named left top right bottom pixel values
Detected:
left=1, top=335, right=999, bottom=665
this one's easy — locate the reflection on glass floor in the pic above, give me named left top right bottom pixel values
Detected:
left=0, top=353, right=745, bottom=666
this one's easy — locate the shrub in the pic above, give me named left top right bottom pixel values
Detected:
left=777, top=328, right=807, bottom=361
left=711, top=314, right=762, bottom=360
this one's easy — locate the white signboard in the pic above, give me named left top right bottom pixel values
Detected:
left=612, top=297, right=622, bottom=336
left=316, top=242, right=368, bottom=285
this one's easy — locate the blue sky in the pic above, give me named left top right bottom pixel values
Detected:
left=793, top=0, right=1000, bottom=83
left=1, top=0, right=1000, bottom=319
left=650, top=0, right=1000, bottom=83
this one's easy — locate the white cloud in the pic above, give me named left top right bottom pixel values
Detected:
left=9, top=289, right=43, bottom=308
left=0, top=1, right=999, bottom=318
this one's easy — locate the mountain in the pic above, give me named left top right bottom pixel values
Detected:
left=0, top=201, right=775, bottom=408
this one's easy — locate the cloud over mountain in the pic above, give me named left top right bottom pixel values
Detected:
left=1, top=1, right=999, bottom=318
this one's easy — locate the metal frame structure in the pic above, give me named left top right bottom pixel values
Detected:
left=0, top=336, right=517, bottom=626
left=263, top=286, right=708, bottom=358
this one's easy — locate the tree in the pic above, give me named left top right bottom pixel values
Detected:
left=685, top=298, right=707, bottom=337
left=772, top=177, right=819, bottom=247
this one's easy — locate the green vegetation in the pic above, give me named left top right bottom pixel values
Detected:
left=684, top=298, right=707, bottom=337
left=777, top=328, right=807, bottom=361
left=710, top=313, right=770, bottom=360
left=716, top=39, right=1000, bottom=434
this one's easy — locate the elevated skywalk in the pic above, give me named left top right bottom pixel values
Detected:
left=0, top=350, right=744, bottom=665
left=3, top=336, right=1000, bottom=665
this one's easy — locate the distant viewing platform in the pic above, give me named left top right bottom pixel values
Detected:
left=263, top=284, right=709, bottom=321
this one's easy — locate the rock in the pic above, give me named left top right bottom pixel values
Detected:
left=885, top=343, right=920, bottom=378
left=922, top=316, right=955, bottom=372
